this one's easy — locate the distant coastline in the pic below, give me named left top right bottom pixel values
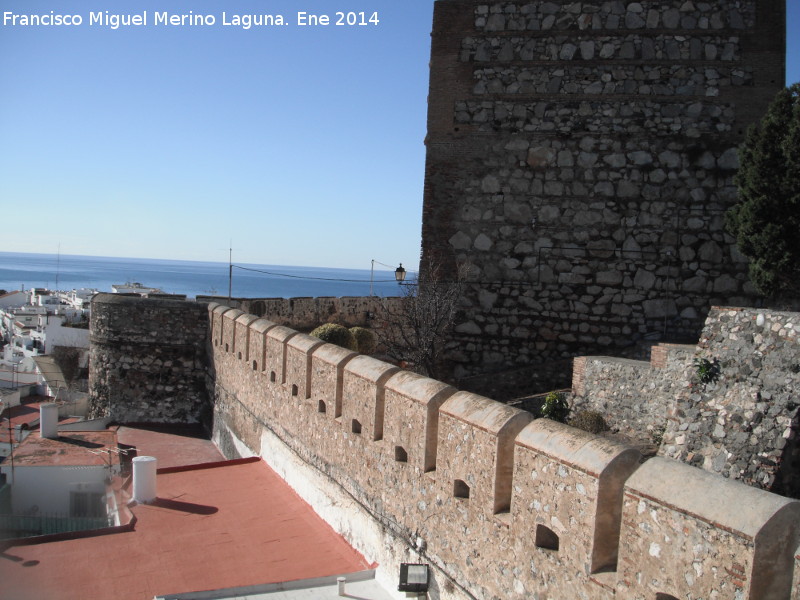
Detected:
left=0, top=251, right=406, bottom=299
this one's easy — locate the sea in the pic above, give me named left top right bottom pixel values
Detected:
left=0, top=252, right=409, bottom=299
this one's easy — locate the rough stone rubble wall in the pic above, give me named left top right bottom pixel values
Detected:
left=421, top=0, right=785, bottom=388
left=569, top=342, right=694, bottom=439
left=88, top=294, right=210, bottom=423
left=662, top=307, right=800, bottom=496
left=572, top=306, right=800, bottom=498
left=207, top=302, right=800, bottom=600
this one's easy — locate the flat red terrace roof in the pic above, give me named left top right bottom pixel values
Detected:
left=0, top=458, right=371, bottom=600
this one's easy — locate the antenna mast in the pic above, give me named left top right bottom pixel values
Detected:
left=228, top=242, right=232, bottom=302
left=54, top=243, right=61, bottom=290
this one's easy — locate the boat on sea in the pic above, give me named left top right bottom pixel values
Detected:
left=111, top=282, right=163, bottom=295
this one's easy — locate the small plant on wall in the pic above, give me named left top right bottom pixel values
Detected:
left=539, top=391, right=570, bottom=423
left=651, top=424, right=667, bottom=447
left=693, top=357, right=721, bottom=385
left=569, top=410, right=608, bottom=434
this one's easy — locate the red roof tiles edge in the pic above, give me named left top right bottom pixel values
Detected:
left=156, top=456, right=260, bottom=474
left=1, top=519, right=136, bottom=549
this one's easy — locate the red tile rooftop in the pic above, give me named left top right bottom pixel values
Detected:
left=114, top=424, right=224, bottom=469
left=8, top=430, right=119, bottom=467
left=0, top=396, right=61, bottom=445
left=0, top=458, right=372, bottom=600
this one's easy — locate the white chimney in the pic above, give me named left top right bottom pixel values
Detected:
left=40, top=403, right=59, bottom=439
left=132, top=456, right=158, bottom=504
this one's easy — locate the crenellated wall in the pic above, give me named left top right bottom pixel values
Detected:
left=206, top=301, right=800, bottom=600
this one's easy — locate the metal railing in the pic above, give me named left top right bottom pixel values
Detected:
left=0, top=511, right=112, bottom=541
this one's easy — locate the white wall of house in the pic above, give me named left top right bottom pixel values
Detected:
left=0, top=464, right=108, bottom=515
left=0, top=388, right=21, bottom=409
left=0, top=356, right=43, bottom=389
left=0, top=291, right=29, bottom=310
left=44, top=318, right=89, bottom=351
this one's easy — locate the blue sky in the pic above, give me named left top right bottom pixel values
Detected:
left=1, top=1, right=798, bottom=270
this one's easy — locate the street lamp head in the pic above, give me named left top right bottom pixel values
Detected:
left=395, top=264, right=406, bottom=283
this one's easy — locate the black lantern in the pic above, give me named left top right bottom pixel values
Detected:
left=398, top=563, right=429, bottom=593
left=395, top=264, right=407, bottom=283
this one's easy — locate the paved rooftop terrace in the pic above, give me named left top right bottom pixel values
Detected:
left=0, top=458, right=373, bottom=600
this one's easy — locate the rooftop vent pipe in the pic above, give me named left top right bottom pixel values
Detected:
left=132, top=456, right=157, bottom=504
left=40, top=403, right=59, bottom=439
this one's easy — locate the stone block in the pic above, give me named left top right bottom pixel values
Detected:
left=265, top=326, right=298, bottom=386
left=514, top=419, right=641, bottom=574
left=285, top=333, right=325, bottom=402
left=234, top=313, right=259, bottom=363
left=247, top=318, right=277, bottom=373
left=438, top=392, right=533, bottom=517
left=310, top=343, right=357, bottom=418
left=342, top=356, right=400, bottom=442
left=383, top=371, right=456, bottom=473
left=221, top=308, right=244, bottom=356
left=619, top=457, right=800, bottom=599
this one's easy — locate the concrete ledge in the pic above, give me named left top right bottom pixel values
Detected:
left=211, top=304, right=232, bottom=317
left=235, top=313, right=259, bottom=326
left=266, top=326, right=297, bottom=344
left=221, top=308, right=244, bottom=322
left=626, top=457, right=800, bottom=541
left=384, top=371, right=456, bottom=407
left=250, top=318, right=277, bottom=335
left=517, top=419, right=641, bottom=478
left=344, top=356, right=400, bottom=385
left=312, top=343, right=358, bottom=367
left=441, top=391, right=532, bottom=436
left=287, top=333, right=325, bottom=355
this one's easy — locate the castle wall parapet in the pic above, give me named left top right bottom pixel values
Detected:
left=89, top=297, right=800, bottom=598
left=514, top=419, right=641, bottom=587
left=570, top=348, right=693, bottom=439
left=200, top=295, right=396, bottom=331
left=202, top=302, right=800, bottom=599
left=620, top=457, right=800, bottom=599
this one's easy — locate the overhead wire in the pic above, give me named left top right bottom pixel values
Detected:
left=231, top=264, right=414, bottom=283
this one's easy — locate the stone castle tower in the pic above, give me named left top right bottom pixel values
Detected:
left=420, top=0, right=786, bottom=392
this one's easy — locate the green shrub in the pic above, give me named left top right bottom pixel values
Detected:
left=309, top=323, right=357, bottom=351
left=349, top=327, right=376, bottom=355
left=569, top=410, right=608, bottom=434
left=651, top=424, right=667, bottom=447
left=693, top=357, right=720, bottom=384
left=539, top=391, right=570, bottom=423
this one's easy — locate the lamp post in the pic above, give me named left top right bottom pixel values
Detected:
left=370, top=260, right=407, bottom=295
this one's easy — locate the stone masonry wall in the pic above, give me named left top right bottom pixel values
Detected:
left=206, top=301, right=800, bottom=600
left=421, top=0, right=785, bottom=390
left=571, top=306, right=800, bottom=499
left=197, top=295, right=400, bottom=332
left=662, top=307, right=800, bottom=497
left=569, top=342, right=694, bottom=440
left=88, top=294, right=210, bottom=423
